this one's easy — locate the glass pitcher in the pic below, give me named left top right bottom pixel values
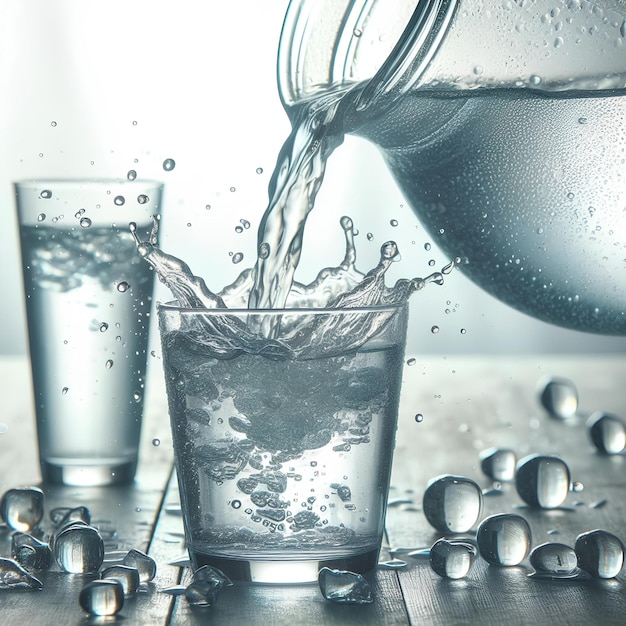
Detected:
left=277, top=0, right=626, bottom=335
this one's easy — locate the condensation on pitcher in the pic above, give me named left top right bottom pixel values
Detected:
left=114, top=195, right=125, bottom=206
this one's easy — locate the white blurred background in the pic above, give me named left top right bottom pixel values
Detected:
left=1, top=0, right=624, bottom=357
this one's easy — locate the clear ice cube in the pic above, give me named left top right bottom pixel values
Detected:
left=53, top=525, right=104, bottom=574
left=476, top=513, right=532, bottom=566
left=575, top=529, right=625, bottom=579
left=78, top=580, right=125, bottom=616
left=123, top=548, right=157, bottom=582
left=0, top=487, right=44, bottom=532
left=50, top=505, right=91, bottom=528
left=515, top=454, right=570, bottom=509
left=184, top=565, right=233, bottom=607
left=422, top=475, right=483, bottom=533
left=101, top=565, right=140, bottom=595
left=586, top=412, right=626, bottom=455
left=429, top=538, right=477, bottom=579
left=0, top=557, right=43, bottom=590
left=318, top=567, right=373, bottom=604
left=529, top=542, right=579, bottom=578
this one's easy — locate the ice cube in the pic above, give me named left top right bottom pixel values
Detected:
left=11, top=532, right=52, bottom=572
left=53, top=525, right=104, bottom=573
left=318, top=567, right=373, bottom=604
left=101, top=565, right=140, bottom=595
left=50, top=505, right=91, bottom=528
left=0, top=487, right=44, bottom=532
left=0, top=557, right=43, bottom=590
left=123, top=548, right=157, bottom=582
left=184, top=565, right=232, bottom=607
left=78, top=580, right=124, bottom=616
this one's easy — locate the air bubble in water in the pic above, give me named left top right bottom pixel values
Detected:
left=480, top=448, right=517, bottom=482
left=54, top=525, right=104, bottom=573
left=40, top=190, right=52, bottom=199
left=476, top=513, right=532, bottom=566
left=422, top=475, right=482, bottom=533
left=429, top=538, right=477, bottom=579
left=114, top=195, right=125, bottom=206
left=575, top=530, right=625, bottom=579
left=538, top=376, right=578, bottom=419
left=137, top=194, right=149, bottom=204
left=163, top=158, right=176, bottom=171
left=529, top=542, right=579, bottom=578
left=117, top=282, right=130, bottom=293
left=515, top=454, right=570, bottom=509
left=586, top=411, right=626, bottom=455
left=79, top=580, right=124, bottom=616
left=0, top=487, right=44, bottom=532
left=127, top=169, right=137, bottom=180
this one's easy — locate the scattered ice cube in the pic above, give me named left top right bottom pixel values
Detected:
left=50, top=505, right=91, bottom=528
left=479, top=448, right=517, bottom=482
left=318, top=567, right=373, bottom=604
left=12, top=533, right=52, bottom=572
left=538, top=376, right=578, bottom=419
left=184, top=565, right=233, bottom=607
left=0, top=487, right=44, bottom=532
left=123, top=548, right=157, bottom=582
left=53, top=525, right=104, bottom=574
left=78, top=580, right=124, bottom=616
left=101, top=565, right=140, bottom=595
left=422, top=475, right=482, bottom=533
left=528, top=542, right=579, bottom=578
left=429, top=538, right=477, bottom=579
left=575, top=530, right=625, bottom=579
left=515, top=454, right=570, bottom=509
left=0, top=557, right=43, bottom=590
left=476, top=513, right=532, bottom=566
left=586, top=412, right=626, bottom=455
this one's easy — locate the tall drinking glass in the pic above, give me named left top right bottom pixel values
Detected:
left=15, top=179, right=163, bottom=486
left=158, top=302, right=408, bottom=583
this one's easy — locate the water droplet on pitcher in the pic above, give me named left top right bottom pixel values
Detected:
left=529, top=542, right=579, bottom=578
left=163, top=158, right=176, bottom=171
left=431, top=326, right=440, bottom=334
left=390, top=219, right=398, bottom=227
left=137, top=194, right=149, bottom=204
left=117, top=281, right=130, bottom=293
left=0, top=487, right=44, bottom=532
left=406, top=357, right=416, bottom=366
left=538, top=376, right=578, bottom=419
left=422, top=475, right=482, bottom=533
left=61, top=387, right=69, bottom=395
left=152, top=438, right=161, bottom=447
left=586, top=411, right=626, bottom=455
left=99, top=322, right=109, bottom=332
left=477, top=513, right=532, bottom=566
left=318, top=567, right=373, bottom=604
left=114, top=195, right=125, bottom=206
left=40, top=189, right=52, bottom=199
left=429, top=538, right=477, bottom=579
left=575, top=530, right=625, bottom=579
left=101, top=564, right=140, bottom=595
left=515, top=454, right=571, bottom=509
left=415, top=413, right=424, bottom=423
left=480, top=447, right=517, bottom=482
left=79, top=579, right=124, bottom=616
left=0, top=557, right=43, bottom=590
left=127, top=169, right=137, bottom=180
left=105, top=360, right=114, bottom=370
left=123, top=548, right=156, bottom=582
left=54, top=525, right=104, bottom=573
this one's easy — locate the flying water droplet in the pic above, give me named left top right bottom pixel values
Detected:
left=422, top=475, right=482, bottom=533
left=152, top=438, right=161, bottom=447
left=79, top=217, right=92, bottom=228
left=117, top=281, right=130, bottom=293
left=101, top=565, right=140, bottom=595
left=255, top=167, right=264, bottom=174
left=79, top=580, right=124, bottom=616
left=114, top=195, right=125, bottom=206
left=163, top=158, right=176, bottom=171
left=127, top=169, right=137, bottom=180
left=137, top=194, right=149, bottom=204
left=415, top=413, right=424, bottom=423
left=477, top=513, right=532, bottom=566
left=40, top=189, right=52, bottom=199
left=123, top=548, right=156, bottom=582
left=575, top=530, right=625, bottom=579
left=529, top=542, right=579, bottom=579
left=99, top=322, right=109, bottom=332
left=54, top=524, right=104, bottom=573
left=105, top=359, right=114, bottom=370
left=390, top=219, right=398, bottom=227
left=429, top=538, right=477, bottom=579
left=586, top=411, right=626, bottom=455
left=538, top=376, right=578, bottom=419
left=318, top=567, right=373, bottom=604
left=0, top=557, right=43, bottom=590
left=231, top=252, right=244, bottom=264
left=515, top=454, right=570, bottom=509
left=0, top=487, right=44, bottom=531
left=480, top=448, right=517, bottom=482
left=431, top=325, right=440, bottom=334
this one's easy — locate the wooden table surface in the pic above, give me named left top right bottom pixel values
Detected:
left=0, top=353, right=625, bottom=625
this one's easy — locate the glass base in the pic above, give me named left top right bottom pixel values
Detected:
left=189, top=547, right=380, bottom=584
left=40, top=459, right=137, bottom=486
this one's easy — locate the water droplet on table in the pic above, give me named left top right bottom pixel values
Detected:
left=123, top=548, right=156, bottom=582
left=476, top=513, right=532, bottom=566
left=79, top=579, right=124, bottom=616
left=480, top=447, right=517, bottom=482
left=515, top=454, right=570, bottom=508
left=423, top=475, right=483, bottom=533
left=429, top=538, right=477, bottom=579
left=318, top=567, right=373, bottom=604
left=102, top=564, right=140, bottom=595
left=0, top=557, right=43, bottom=590
left=587, top=411, right=626, bottom=455
left=575, top=529, right=625, bottom=579
left=54, top=525, right=104, bottom=573
left=529, top=542, right=579, bottom=578
left=0, top=487, right=44, bottom=531
left=538, top=376, right=578, bottom=419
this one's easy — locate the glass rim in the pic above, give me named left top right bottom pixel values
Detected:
left=157, top=300, right=407, bottom=316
